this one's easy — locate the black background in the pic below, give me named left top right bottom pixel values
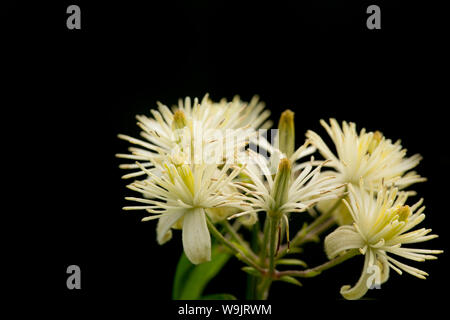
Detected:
left=5, top=0, right=450, bottom=317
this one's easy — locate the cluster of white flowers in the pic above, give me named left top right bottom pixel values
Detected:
left=309, top=119, right=442, bottom=299
left=117, top=95, right=271, bottom=264
left=117, top=95, right=441, bottom=299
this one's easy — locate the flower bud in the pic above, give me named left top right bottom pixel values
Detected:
left=270, top=158, right=292, bottom=217
left=278, top=110, right=295, bottom=158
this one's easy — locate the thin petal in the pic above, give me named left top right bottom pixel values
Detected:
left=340, top=253, right=371, bottom=300
left=182, top=208, right=211, bottom=264
left=377, top=254, right=390, bottom=284
left=324, top=225, right=365, bottom=259
left=156, top=210, right=185, bottom=245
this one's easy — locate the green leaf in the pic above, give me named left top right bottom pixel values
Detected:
left=278, top=275, right=303, bottom=287
left=172, top=244, right=232, bottom=300
left=286, top=247, right=303, bottom=254
left=275, top=259, right=308, bottom=268
left=201, top=293, right=237, bottom=300
left=172, top=251, right=196, bottom=300
left=241, top=266, right=261, bottom=277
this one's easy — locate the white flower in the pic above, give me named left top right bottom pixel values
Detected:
left=197, top=94, right=272, bottom=130
left=232, top=142, right=344, bottom=228
left=117, top=95, right=272, bottom=264
left=306, top=119, right=425, bottom=190
left=324, top=181, right=442, bottom=300
left=116, top=95, right=271, bottom=179
left=123, top=160, right=245, bottom=264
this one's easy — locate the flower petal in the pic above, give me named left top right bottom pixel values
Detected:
left=156, top=210, right=185, bottom=244
left=324, top=225, right=365, bottom=259
left=340, top=252, right=371, bottom=300
left=377, top=254, right=390, bottom=284
left=182, top=208, right=211, bottom=264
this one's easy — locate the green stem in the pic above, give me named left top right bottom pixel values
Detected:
left=267, top=217, right=278, bottom=275
left=256, top=216, right=279, bottom=299
left=260, top=216, right=270, bottom=265
left=295, top=199, right=340, bottom=244
left=278, top=198, right=341, bottom=257
left=246, top=221, right=261, bottom=300
left=221, top=220, right=258, bottom=261
left=305, top=216, right=336, bottom=241
left=275, top=249, right=359, bottom=279
left=206, top=218, right=263, bottom=273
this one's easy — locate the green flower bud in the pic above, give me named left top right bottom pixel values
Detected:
left=278, top=109, right=295, bottom=158
left=270, top=158, right=292, bottom=218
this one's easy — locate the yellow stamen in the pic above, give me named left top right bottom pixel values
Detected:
left=396, top=205, right=411, bottom=222
left=177, top=165, right=195, bottom=195
left=172, top=110, right=187, bottom=130
left=368, top=131, right=383, bottom=154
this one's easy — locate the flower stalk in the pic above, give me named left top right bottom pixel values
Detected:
left=206, top=217, right=263, bottom=273
left=294, top=198, right=341, bottom=244
left=221, top=220, right=258, bottom=261
left=276, top=249, right=360, bottom=279
left=278, top=198, right=342, bottom=258
left=256, top=215, right=280, bottom=299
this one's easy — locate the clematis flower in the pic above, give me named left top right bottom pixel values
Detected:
left=124, top=160, right=245, bottom=264
left=307, top=119, right=425, bottom=225
left=306, top=119, right=425, bottom=190
left=324, top=181, right=442, bottom=300
left=199, top=94, right=272, bottom=130
left=231, top=142, right=344, bottom=241
left=116, top=95, right=271, bottom=179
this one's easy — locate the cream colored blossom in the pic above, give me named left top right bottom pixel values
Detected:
left=231, top=143, right=344, bottom=233
left=124, top=160, right=245, bottom=264
left=324, top=181, right=442, bottom=300
left=117, top=95, right=273, bottom=264
left=306, top=119, right=425, bottom=190
left=116, top=95, right=271, bottom=179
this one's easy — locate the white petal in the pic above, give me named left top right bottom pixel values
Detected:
left=156, top=210, right=185, bottom=245
left=340, top=253, right=371, bottom=300
left=324, top=225, right=365, bottom=259
left=376, top=253, right=390, bottom=284
left=182, top=208, right=211, bottom=264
